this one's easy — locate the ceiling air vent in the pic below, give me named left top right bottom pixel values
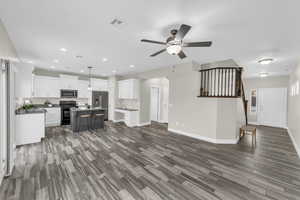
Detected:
left=110, top=18, right=123, bottom=25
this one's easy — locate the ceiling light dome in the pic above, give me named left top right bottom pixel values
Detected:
left=258, top=58, right=274, bottom=65
left=166, top=44, right=182, bottom=55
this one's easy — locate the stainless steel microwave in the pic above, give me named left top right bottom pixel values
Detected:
left=60, top=90, right=78, bottom=98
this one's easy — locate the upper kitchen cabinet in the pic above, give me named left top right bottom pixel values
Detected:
left=78, top=80, right=89, bottom=98
left=118, top=79, right=139, bottom=99
left=33, top=75, right=60, bottom=97
left=91, top=78, right=108, bottom=91
left=59, top=75, right=78, bottom=90
left=15, top=64, right=34, bottom=98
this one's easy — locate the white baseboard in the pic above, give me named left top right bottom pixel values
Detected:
left=248, top=121, right=259, bottom=125
left=168, top=128, right=239, bottom=144
left=287, top=128, right=300, bottom=158
left=138, top=122, right=151, bottom=127
left=113, top=119, right=124, bottom=123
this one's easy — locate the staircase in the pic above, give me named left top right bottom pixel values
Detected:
left=198, top=67, right=248, bottom=125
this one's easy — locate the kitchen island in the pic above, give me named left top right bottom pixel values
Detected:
left=70, top=107, right=106, bottom=132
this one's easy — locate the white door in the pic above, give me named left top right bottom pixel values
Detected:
left=150, top=87, right=160, bottom=122
left=258, top=88, right=287, bottom=128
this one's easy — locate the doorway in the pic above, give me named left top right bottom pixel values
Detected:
left=150, top=87, right=160, bottom=122
left=0, top=60, right=8, bottom=182
left=258, top=88, right=287, bottom=128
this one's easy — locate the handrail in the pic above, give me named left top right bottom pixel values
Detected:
left=198, top=67, right=242, bottom=98
left=241, top=81, right=248, bottom=125
left=199, top=67, right=243, bottom=72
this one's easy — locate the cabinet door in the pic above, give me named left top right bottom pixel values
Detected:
left=118, top=81, right=127, bottom=99
left=91, top=78, right=108, bottom=91
left=78, top=80, right=89, bottom=98
left=59, top=75, right=78, bottom=90
left=34, top=76, right=60, bottom=97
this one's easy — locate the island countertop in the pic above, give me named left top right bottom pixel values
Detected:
left=70, top=107, right=107, bottom=112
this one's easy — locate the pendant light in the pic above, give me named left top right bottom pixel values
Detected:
left=87, top=66, right=92, bottom=90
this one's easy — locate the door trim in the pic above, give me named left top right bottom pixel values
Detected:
left=257, top=87, right=288, bottom=128
left=150, top=87, right=161, bottom=122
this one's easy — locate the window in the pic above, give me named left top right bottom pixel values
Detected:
left=250, top=89, right=257, bottom=113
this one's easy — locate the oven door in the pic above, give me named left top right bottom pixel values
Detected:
left=60, top=90, right=78, bottom=98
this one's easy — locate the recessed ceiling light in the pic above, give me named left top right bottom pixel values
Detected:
left=258, top=58, right=274, bottom=65
left=80, top=69, right=84, bottom=73
left=102, top=58, right=108, bottom=62
left=112, top=70, right=117, bottom=73
left=26, top=60, right=33, bottom=64
left=53, top=59, right=59, bottom=63
left=259, top=72, right=269, bottom=77
left=50, top=66, right=55, bottom=69
left=60, top=48, right=67, bottom=52
left=130, top=65, right=135, bottom=68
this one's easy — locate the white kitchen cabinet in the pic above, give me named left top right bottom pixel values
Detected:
left=45, top=107, right=61, bottom=127
left=118, top=79, right=139, bottom=99
left=15, top=64, right=34, bottom=98
left=91, top=78, right=108, bottom=91
left=16, top=113, right=45, bottom=145
left=59, top=75, right=78, bottom=90
left=33, top=75, right=60, bottom=98
left=78, top=80, right=89, bottom=98
left=114, top=109, right=139, bottom=127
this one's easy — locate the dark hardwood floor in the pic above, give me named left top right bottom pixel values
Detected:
left=1, top=122, right=300, bottom=200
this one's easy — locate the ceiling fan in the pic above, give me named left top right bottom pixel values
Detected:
left=141, top=24, right=212, bottom=59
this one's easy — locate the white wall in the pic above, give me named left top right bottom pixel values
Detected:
left=131, top=62, right=242, bottom=143
left=144, top=77, right=169, bottom=123
left=244, top=76, right=289, bottom=123
left=288, top=63, right=300, bottom=156
left=108, top=76, right=118, bottom=120
left=0, top=19, right=17, bottom=60
left=0, top=19, right=18, bottom=184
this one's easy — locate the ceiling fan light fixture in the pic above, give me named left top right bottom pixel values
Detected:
left=166, top=45, right=182, bottom=55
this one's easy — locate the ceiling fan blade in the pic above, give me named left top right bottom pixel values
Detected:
left=178, top=51, right=187, bottom=59
left=150, top=49, right=166, bottom=57
left=176, top=24, right=192, bottom=40
left=141, top=39, right=166, bottom=45
left=183, top=41, right=212, bottom=47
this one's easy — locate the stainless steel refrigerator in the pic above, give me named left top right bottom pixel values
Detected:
left=92, top=91, right=108, bottom=120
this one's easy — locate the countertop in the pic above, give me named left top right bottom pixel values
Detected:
left=115, top=107, right=139, bottom=111
left=70, top=107, right=107, bottom=112
left=34, top=104, right=60, bottom=108
left=15, top=104, right=60, bottom=115
left=16, top=108, right=46, bottom=115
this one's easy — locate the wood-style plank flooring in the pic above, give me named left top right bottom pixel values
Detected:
left=1, top=122, right=300, bottom=200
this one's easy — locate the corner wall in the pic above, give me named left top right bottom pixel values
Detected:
left=288, top=63, right=300, bottom=156
left=132, top=62, right=241, bottom=143
left=0, top=19, right=17, bottom=60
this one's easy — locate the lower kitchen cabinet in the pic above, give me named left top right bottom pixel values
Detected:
left=16, top=113, right=45, bottom=145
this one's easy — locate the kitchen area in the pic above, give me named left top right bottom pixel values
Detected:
left=15, top=66, right=110, bottom=145
left=14, top=65, right=144, bottom=146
